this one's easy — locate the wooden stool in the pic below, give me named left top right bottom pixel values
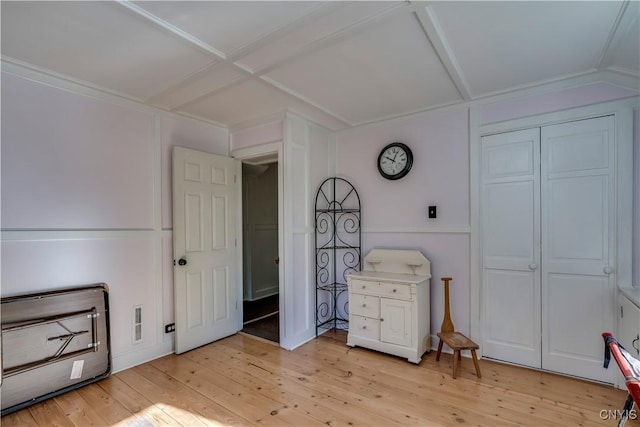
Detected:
left=436, top=332, right=481, bottom=379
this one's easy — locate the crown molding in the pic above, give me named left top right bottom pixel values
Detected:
left=1, top=57, right=228, bottom=130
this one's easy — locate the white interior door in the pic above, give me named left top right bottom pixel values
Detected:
left=481, top=128, right=541, bottom=369
left=173, top=146, right=241, bottom=354
left=540, top=116, right=615, bottom=383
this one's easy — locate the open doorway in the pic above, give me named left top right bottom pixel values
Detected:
left=241, top=161, right=279, bottom=342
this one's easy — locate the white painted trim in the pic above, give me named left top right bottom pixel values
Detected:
left=0, top=230, right=158, bottom=240
left=616, top=107, right=634, bottom=288
left=596, top=0, right=631, bottom=70
left=254, top=2, right=412, bottom=77
left=1, top=58, right=229, bottom=129
left=415, top=6, right=472, bottom=101
left=468, top=106, right=482, bottom=345
left=115, top=1, right=227, bottom=60
left=234, top=160, right=245, bottom=333
left=362, top=226, right=470, bottom=234
left=227, top=2, right=340, bottom=63
left=480, top=97, right=639, bottom=135
left=229, top=112, right=287, bottom=133
left=259, top=75, right=353, bottom=126
left=232, top=141, right=283, bottom=161
left=112, top=341, right=173, bottom=373
left=231, top=140, right=286, bottom=349
left=337, top=71, right=639, bottom=136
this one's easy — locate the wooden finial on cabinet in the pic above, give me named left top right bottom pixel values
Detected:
left=440, top=277, right=455, bottom=333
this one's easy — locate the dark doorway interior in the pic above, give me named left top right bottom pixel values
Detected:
left=242, top=294, right=279, bottom=342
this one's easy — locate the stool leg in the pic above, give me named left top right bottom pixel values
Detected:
left=436, top=339, right=444, bottom=361
left=471, top=349, right=481, bottom=378
left=458, top=351, right=462, bottom=361
left=452, top=350, right=459, bottom=379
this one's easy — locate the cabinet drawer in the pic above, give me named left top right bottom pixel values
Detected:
left=351, top=279, right=376, bottom=294
left=350, top=294, right=379, bottom=318
left=351, top=279, right=411, bottom=300
left=350, top=315, right=379, bottom=340
left=378, top=282, right=411, bottom=299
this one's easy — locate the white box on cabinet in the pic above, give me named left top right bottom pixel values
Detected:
left=346, top=249, right=431, bottom=364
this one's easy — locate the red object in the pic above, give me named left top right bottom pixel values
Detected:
left=603, top=332, right=640, bottom=407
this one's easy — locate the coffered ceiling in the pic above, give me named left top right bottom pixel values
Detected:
left=2, top=1, right=638, bottom=130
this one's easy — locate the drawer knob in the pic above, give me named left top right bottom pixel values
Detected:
left=362, top=303, right=366, bottom=308
left=362, top=285, right=366, bottom=289
left=380, top=318, right=384, bottom=322
left=362, top=325, right=367, bottom=330
left=392, top=289, right=397, bottom=293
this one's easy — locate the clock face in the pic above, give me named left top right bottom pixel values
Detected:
left=377, top=142, right=413, bottom=180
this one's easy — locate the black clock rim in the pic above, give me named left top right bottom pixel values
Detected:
left=377, top=142, right=413, bottom=180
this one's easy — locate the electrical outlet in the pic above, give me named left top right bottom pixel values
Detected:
left=165, top=323, right=175, bottom=333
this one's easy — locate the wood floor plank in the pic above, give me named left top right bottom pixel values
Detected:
left=325, top=334, right=625, bottom=425
left=3, top=331, right=636, bottom=427
left=188, top=342, right=406, bottom=427
left=317, top=338, right=599, bottom=423
left=98, top=375, right=182, bottom=426
left=73, top=382, right=136, bottom=425
left=28, top=400, right=74, bottom=427
left=1, top=407, right=40, bottom=426
left=150, top=353, right=326, bottom=426
left=119, top=365, right=247, bottom=427
left=53, top=389, right=110, bottom=427
left=223, top=335, right=519, bottom=426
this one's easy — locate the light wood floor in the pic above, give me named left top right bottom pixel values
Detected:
left=2, top=331, right=635, bottom=426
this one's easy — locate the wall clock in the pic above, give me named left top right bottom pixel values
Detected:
left=377, top=142, right=413, bottom=180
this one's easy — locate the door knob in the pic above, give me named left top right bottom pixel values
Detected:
left=178, top=258, right=187, bottom=266
left=603, top=266, right=614, bottom=274
left=528, top=263, right=538, bottom=270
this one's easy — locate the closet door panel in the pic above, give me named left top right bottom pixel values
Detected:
left=541, top=115, right=615, bottom=383
left=483, top=269, right=540, bottom=367
left=481, top=128, right=541, bottom=368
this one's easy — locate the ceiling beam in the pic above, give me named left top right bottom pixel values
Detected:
left=596, top=0, right=640, bottom=70
left=114, top=0, right=227, bottom=60
left=413, top=5, right=472, bottom=101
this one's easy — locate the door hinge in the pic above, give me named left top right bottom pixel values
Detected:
left=621, top=305, right=624, bottom=318
left=234, top=174, right=237, bottom=183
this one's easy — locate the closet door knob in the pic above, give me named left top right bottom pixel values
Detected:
left=603, top=266, right=614, bottom=274
left=528, top=263, right=537, bottom=270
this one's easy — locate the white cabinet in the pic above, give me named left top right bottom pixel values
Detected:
left=346, top=249, right=431, bottom=364
left=618, top=293, right=640, bottom=357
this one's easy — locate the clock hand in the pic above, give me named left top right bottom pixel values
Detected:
left=384, top=156, right=396, bottom=163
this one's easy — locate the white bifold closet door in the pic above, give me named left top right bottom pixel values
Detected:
left=481, top=116, right=615, bottom=383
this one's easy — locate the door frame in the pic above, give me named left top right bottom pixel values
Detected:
left=470, top=97, right=637, bottom=372
left=231, top=142, right=284, bottom=340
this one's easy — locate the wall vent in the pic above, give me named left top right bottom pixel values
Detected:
left=133, top=306, right=143, bottom=343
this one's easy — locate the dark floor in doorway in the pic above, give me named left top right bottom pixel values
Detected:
left=242, top=313, right=279, bottom=343
left=243, top=294, right=279, bottom=323
left=243, top=294, right=279, bottom=343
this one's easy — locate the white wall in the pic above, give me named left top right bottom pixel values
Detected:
left=336, top=108, right=471, bottom=337
left=335, top=82, right=639, bottom=344
left=1, top=71, right=228, bottom=372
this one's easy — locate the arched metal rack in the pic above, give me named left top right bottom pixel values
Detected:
left=315, top=177, right=361, bottom=335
